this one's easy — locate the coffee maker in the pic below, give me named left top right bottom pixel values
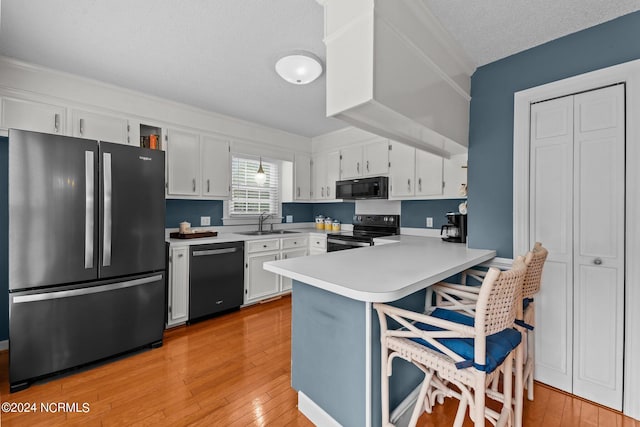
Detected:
left=440, top=213, right=467, bottom=243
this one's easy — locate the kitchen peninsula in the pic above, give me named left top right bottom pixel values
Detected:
left=264, top=236, right=496, bottom=427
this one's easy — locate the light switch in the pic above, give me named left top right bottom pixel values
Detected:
left=426, top=217, right=433, bottom=228
left=201, top=216, right=211, bottom=226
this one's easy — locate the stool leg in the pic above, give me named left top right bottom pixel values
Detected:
left=381, top=347, right=391, bottom=426
left=514, top=342, right=524, bottom=427
left=408, top=371, right=433, bottom=427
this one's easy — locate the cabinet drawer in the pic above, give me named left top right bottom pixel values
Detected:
left=247, top=239, right=280, bottom=253
left=282, top=236, right=308, bottom=249
left=309, top=236, right=327, bottom=250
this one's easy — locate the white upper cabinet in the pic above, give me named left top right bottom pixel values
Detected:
left=294, top=153, right=312, bottom=200
left=167, top=128, right=201, bottom=196
left=71, top=109, right=129, bottom=144
left=313, top=150, right=341, bottom=200
left=321, top=0, right=474, bottom=157
left=340, top=139, right=389, bottom=179
left=201, top=135, right=230, bottom=198
left=389, top=141, right=447, bottom=199
left=415, top=149, right=443, bottom=197
left=442, top=153, right=468, bottom=198
left=340, top=145, right=363, bottom=179
left=1, top=97, right=66, bottom=134
left=389, top=142, right=415, bottom=197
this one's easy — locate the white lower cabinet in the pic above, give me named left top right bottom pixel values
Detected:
left=245, top=238, right=281, bottom=304
left=281, top=248, right=308, bottom=291
left=309, top=234, right=327, bottom=255
left=245, top=235, right=309, bottom=303
left=167, top=246, right=189, bottom=327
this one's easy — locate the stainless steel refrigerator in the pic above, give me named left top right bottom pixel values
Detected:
left=8, top=129, right=166, bottom=392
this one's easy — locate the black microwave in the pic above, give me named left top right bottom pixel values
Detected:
left=335, top=176, right=389, bottom=200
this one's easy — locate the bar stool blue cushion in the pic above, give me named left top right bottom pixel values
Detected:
left=410, top=308, right=521, bottom=373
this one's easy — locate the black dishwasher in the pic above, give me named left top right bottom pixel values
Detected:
left=189, top=241, right=244, bottom=321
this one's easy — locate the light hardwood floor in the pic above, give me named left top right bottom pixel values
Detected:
left=0, top=295, right=637, bottom=426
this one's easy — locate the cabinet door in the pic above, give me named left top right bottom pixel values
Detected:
left=281, top=248, right=308, bottom=291
left=443, top=153, right=468, bottom=197
left=389, top=142, right=415, bottom=197
left=415, top=149, right=443, bottom=196
left=294, top=153, right=311, bottom=200
left=167, top=129, right=201, bottom=196
left=1, top=97, right=65, bottom=134
left=340, top=145, right=363, bottom=179
left=201, top=135, right=230, bottom=198
left=326, top=151, right=341, bottom=200
left=168, top=247, right=189, bottom=326
left=72, top=110, right=129, bottom=144
left=364, top=140, right=389, bottom=176
left=312, top=152, right=328, bottom=200
left=246, top=252, right=281, bottom=303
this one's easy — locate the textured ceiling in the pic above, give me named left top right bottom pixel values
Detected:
left=1, top=1, right=639, bottom=138
left=424, top=0, right=640, bottom=67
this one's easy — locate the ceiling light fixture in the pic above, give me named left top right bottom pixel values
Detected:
left=275, top=51, right=323, bottom=85
left=255, top=157, right=266, bottom=186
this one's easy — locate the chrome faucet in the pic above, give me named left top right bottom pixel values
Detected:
left=258, top=211, right=273, bottom=232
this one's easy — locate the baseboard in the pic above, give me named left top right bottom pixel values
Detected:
left=390, top=384, right=422, bottom=427
left=297, top=391, right=342, bottom=427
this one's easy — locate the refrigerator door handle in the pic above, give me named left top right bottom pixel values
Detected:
left=103, top=152, right=112, bottom=267
left=85, top=151, right=94, bottom=269
left=12, top=274, right=163, bottom=304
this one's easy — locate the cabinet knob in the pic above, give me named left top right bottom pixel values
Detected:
left=207, top=179, right=210, bottom=193
left=366, top=160, right=369, bottom=172
left=357, top=162, right=360, bottom=174
left=192, top=178, right=196, bottom=192
left=79, top=118, right=85, bottom=135
left=594, top=258, right=603, bottom=265
left=178, top=253, right=183, bottom=258
left=54, top=113, right=60, bottom=132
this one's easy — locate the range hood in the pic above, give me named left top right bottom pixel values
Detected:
left=318, top=0, right=475, bottom=158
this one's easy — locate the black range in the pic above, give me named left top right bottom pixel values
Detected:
left=327, top=214, right=400, bottom=252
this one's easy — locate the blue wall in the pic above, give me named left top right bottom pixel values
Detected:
left=165, top=199, right=224, bottom=228
left=468, top=11, right=640, bottom=258
left=312, top=202, right=356, bottom=224
left=281, top=202, right=314, bottom=223
left=401, top=199, right=465, bottom=229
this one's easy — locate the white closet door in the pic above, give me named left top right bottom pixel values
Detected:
left=572, top=85, right=625, bottom=410
left=530, top=85, right=625, bottom=410
left=530, top=95, right=574, bottom=393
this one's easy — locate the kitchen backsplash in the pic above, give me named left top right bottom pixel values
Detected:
left=401, top=199, right=466, bottom=229
left=166, top=199, right=465, bottom=229
left=166, top=199, right=224, bottom=228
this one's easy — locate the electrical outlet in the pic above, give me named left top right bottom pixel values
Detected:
left=201, top=216, right=211, bottom=226
left=286, top=215, right=293, bottom=223
left=426, top=217, right=433, bottom=228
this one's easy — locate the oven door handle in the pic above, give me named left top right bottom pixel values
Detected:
left=327, top=238, right=372, bottom=247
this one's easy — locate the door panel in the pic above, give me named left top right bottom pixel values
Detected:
left=535, top=261, right=573, bottom=392
left=99, top=142, right=165, bottom=279
left=9, top=130, right=98, bottom=290
left=530, top=96, right=574, bottom=392
left=572, top=85, right=625, bottom=410
left=530, top=85, right=625, bottom=410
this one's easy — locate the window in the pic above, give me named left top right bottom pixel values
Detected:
left=230, top=156, right=279, bottom=216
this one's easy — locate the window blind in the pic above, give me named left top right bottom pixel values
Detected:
left=230, top=156, right=279, bottom=216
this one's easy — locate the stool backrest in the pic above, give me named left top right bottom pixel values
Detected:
left=476, top=256, right=527, bottom=337
left=522, top=242, right=548, bottom=299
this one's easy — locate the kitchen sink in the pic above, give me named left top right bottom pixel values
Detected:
left=236, top=230, right=300, bottom=236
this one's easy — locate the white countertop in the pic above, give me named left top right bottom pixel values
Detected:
left=166, top=227, right=331, bottom=247
left=263, top=235, right=496, bottom=303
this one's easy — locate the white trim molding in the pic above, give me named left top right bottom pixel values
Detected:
left=513, top=58, right=640, bottom=420
left=297, top=391, right=342, bottom=427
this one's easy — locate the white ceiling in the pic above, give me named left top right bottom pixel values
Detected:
left=1, top=1, right=639, bottom=138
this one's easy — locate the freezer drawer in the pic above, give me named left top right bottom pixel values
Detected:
left=9, top=273, right=165, bottom=391
left=189, top=241, right=244, bottom=321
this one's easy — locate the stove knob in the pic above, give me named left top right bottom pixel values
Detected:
left=383, top=216, right=388, bottom=222
left=389, top=217, right=394, bottom=222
